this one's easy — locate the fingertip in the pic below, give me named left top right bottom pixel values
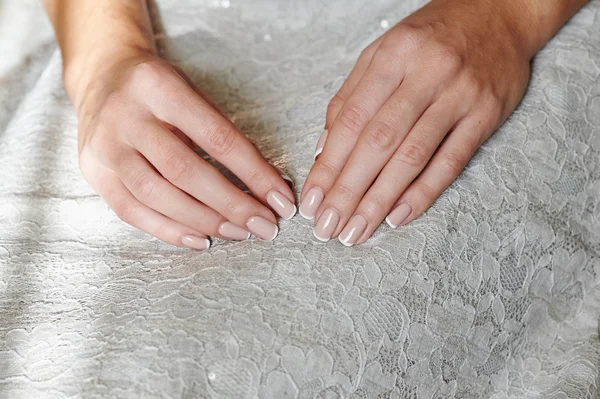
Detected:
left=385, top=216, right=398, bottom=229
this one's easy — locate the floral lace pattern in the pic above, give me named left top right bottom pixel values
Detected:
left=0, top=0, right=599, bottom=397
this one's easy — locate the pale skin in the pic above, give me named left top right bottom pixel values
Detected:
left=44, top=0, right=589, bottom=249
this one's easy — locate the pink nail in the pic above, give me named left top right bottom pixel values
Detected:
left=181, top=235, right=211, bottom=250
left=338, top=215, right=368, bottom=247
left=313, top=129, right=328, bottom=160
left=299, top=187, right=324, bottom=220
left=313, top=208, right=340, bottom=242
left=386, top=203, right=412, bottom=228
left=218, top=222, right=251, bottom=241
left=246, top=216, right=279, bottom=241
left=267, top=191, right=297, bottom=220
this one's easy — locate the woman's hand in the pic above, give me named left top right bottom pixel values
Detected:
left=300, top=0, right=543, bottom=245
left=44, top=0, right=296, bottom=250
left=76, top=53, right=296, bottom=249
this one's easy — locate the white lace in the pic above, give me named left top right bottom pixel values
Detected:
left=0, top=0, right=599, bottom=397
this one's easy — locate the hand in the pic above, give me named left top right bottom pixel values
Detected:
left=77, top=53, right=296, bottom=249
left=300, top=0, right=535, bottom=246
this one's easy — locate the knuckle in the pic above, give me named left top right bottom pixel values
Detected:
left=113, top=201, right=138, bottom=225
left=439, top=152, right=467, bottom=176
left=130, top=172, right=156, bottom=202
left=334, top=181, right=356, bottom=203
left=384, top=23, right=422, bottom=53
left=313, top=158, right=339, bottom=182
left=132, top=60, right=170, bottom=88
left=359, top=42, right=378, bottom=60
left=338, top=104, right=369, bottom=133
left=203, top=122, right=237, bottom=157
left=163, top=151, right=194, bottom=183
left=461, top=70, right=481, bottom=94
left=362, top=193, right=389, bottom=216
left=435, top=45, right=463, bottom=73
left=484, top=92, right=505, bottom=121
left=364, top=120, right=397, bottom=151
left=414, top=181, right=437, bottom=204
left=222, top=195, right=243, bottom=216
left=245, top=166, right=267, bottom=191
left=327, top=94, right=345, bottom=114
left=397, top=139, right=429, bottom=168
left=78, top=147, right=94, bottom=175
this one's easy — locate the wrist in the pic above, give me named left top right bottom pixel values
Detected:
left=64, top=43, right=156, bottom=113
left=495, top=0, right=590, bottom=60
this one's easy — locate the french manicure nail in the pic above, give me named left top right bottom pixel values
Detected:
left=246, top=216, right=279, bottom=241
left=386, top=203, right=412, bottom=228
left=299, top=187, right=324, bottom=220
left=313, top=208, right=340, bottom=242
left=218, top=222, right=251, bottom=241
left=313, top=129, right=328, bottom=160
left=181, top=235, right=211, bottom=250
left=276, top=168, right=294, bottom=188
left=267, top=190, right=297, bottom=220
left=338, top=215, right=368, bottom=247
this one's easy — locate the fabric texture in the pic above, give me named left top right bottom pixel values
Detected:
left=0, top=0, right=599, bottom=397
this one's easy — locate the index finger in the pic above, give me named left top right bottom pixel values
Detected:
left=144, top=65, right=296, bottom=219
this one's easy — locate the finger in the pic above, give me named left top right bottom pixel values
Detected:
left=144, top=71, right=295, bottom=215
left=300, top=38, right=405, bottom=218
left=337, top=95, right=465, bottom=246
left=118, top=152, right=251, bottom=241
left=90, top=167, right=211, bottom=250
left=314, top=80, right=434, bottom=241
left=314, top=38, right=384, bottom=161
left=325, top=37, right=384, bottom=129
left=129, top=123, right=281, bottom=241
left=382, top=115, right=491, bottom=235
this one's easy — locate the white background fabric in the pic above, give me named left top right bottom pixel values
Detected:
left=0, top=1, right=599, bottom=397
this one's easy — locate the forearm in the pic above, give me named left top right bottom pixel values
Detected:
left=506, top=0, right=591, bottom=58
left=43, top=0, right=156, bottom=108
left=427, top=0, right=590, bottom=60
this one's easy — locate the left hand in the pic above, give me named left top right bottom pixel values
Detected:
left=299, top=0, right=534, bottom=246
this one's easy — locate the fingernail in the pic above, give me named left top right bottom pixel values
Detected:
left=246, top=216, right=279, bottom=241
left=267, top=190, right=297, bottom=220
left=299, top=187, right=324, bottom=220
left=218, top=222, right=251, bottom=241
left=181, top=235, right=211, bottom=250
left=313, top=129, right=328, bottom=160
left=313, top=208, right=339, bottom=242
left=277, top=169, right=294, bottom=188
left=338, top=215, right=368, bottom=247
left=386, top=203, right=412, bottom=228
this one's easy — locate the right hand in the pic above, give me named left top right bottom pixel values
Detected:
left=75, top=53, right=296, bottom=249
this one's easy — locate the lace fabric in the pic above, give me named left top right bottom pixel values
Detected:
left=0, top=0, right=599, bottom=397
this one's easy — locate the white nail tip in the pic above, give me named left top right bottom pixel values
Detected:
left=281, top=174, right=293, bottom=184
left=313, top=147, right=323, bottom=160
left=338, top=235, right=353, bottom=247
left=298, top=208, right=314, bottom=220
left=385, top=216, right=398, bottom=229
left=283, top=205, right=297, bottom=220
left=313, top=229, right=330, bottom=242
left=270, top=226, right=279, bottom=241
left=205, top=239, right=212, bottom=249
